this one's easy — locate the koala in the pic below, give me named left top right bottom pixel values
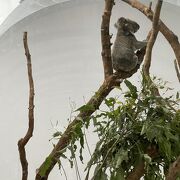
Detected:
left=112, top=17, right=147, bottom=72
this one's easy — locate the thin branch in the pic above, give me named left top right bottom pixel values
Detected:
left=122, top=0, right=180, bottom=70
left=101, top=0, right=114, bottom=79
left=18, top=32, right=35, bottom=180
left=148, top=1, right=152, bottom=11
left=128, top=0, right=163, bottom=165
left=174, top=59, right=180, bottom=83
left=143, top=0, right=163, bottom=76
left=61, top=164, right=68, bottom=180
left=166, top=156, right=180, bottom=180
left=83, top=127, right=92, bottom=157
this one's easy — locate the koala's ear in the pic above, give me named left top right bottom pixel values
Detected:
left=119, top=17, right=126, bottom=23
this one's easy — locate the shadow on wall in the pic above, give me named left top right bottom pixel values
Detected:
left=0, top=0, right=70, bottom=36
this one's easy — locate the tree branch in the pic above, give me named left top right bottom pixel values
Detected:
left=166, top=156, right=180, bottom=180
left=35, top=77, right=115, bottom=180
left=35, top=40, right=146, bottom=180
left=143, top=0, right=162, bottom=76
left=122, top=0, right=180, bottom=70
left=126, top=2, right=163, bottom=178
left=18, top=32, right=35, bottom=180
left=101, top=0, right=114, bottom=79
left=174, top=59, right=180, bottom=83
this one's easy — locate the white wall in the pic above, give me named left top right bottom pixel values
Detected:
left=0, top=0, right=179, bottom=180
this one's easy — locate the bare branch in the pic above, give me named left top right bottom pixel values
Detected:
left=174, top=59, right=180, bottom=83
left=101, top=0, right=114, bottom=79
left=122, top=0, right=180, bottom=70
left=18, top=32, right=35, bottom=180
left=143, top=0, right=163, bottom=76
left=166, top=156, right=180, bottom=180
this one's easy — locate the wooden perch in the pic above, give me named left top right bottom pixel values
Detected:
left=143, top=0, right=162, bottom=76
left=18, top=32, right=35, bottom=180
left=122, top=0, right=180, bottom=70
left=101, top=0, right=114, bottom=79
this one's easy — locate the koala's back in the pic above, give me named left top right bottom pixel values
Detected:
left=112, top=17, right=146, bottom=72
left=113, top=33, right=135, bottom=56
left=112, top=33, right=137, bottom=72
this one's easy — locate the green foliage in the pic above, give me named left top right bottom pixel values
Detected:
left=52, top=75, right=179, bottom=179
left=85, top=76, right=179, bottom=179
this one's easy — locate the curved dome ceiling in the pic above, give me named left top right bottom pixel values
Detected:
left=0, top=0, right=70, bottom=36
left=0, top=0, right=180, bottom=37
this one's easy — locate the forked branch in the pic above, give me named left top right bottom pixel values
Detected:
left=18, top=32, right=35, bottom=180
left=143, top=0, right=162, bottom=75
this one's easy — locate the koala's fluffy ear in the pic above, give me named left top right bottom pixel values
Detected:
left=115, top=17, right=126, bottom=28
left=119, top=17, right=127, bottom=23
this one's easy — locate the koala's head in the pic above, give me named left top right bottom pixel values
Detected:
left=115, top=17, right=140, bottom=34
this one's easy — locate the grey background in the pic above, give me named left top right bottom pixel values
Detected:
left=0, top=0, right=179, bottom=179
left=0, top=0, right=70, bottom=36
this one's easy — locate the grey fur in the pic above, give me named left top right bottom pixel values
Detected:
left=112, top=17, right=147, bottom=72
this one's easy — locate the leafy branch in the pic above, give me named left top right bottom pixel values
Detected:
left=84, top=76, right=180, bottom=180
